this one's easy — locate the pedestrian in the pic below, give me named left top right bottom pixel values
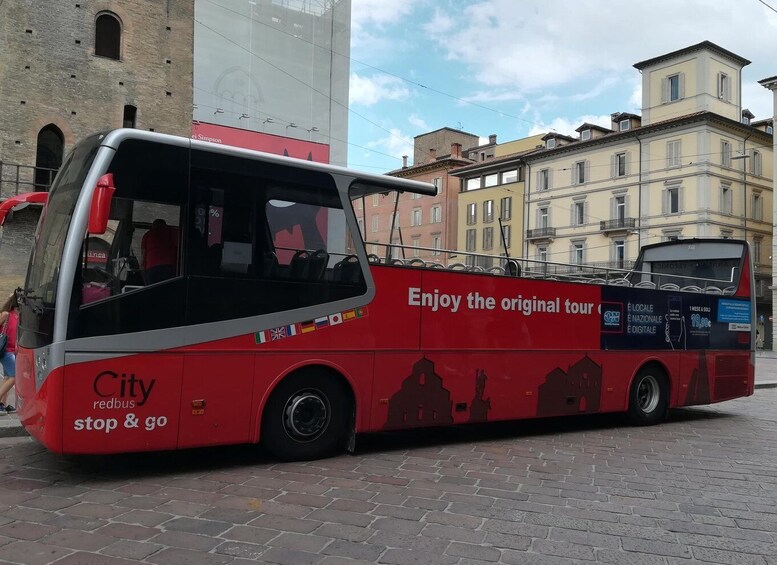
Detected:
left=0, top=291, right=19, bottom=414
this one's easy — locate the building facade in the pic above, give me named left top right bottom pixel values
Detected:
left=450, top=134, right=546, bottom=269
left=759, top=75, right=777, bottom=350
left=374, top=128, right=479, bottom=260
left=0, top=0, right=195, bottom=297
left=522, top=42, right=773, bottom=342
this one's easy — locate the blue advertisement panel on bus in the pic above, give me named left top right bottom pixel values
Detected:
left=600, top=287, right=750, bottom=351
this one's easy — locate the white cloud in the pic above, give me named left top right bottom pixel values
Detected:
left=351, top=0, right=415, bottom=55
left=423, top=0, right=777, bottom=98
left=352, top=0, right=414, bottom=29
left=366, top=127, right=415, bottom=163
left=349, top=73, right=411, bottom=107
left=408, top=114, right=430, bottom=130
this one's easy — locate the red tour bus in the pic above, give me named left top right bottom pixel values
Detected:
left=15, top=130, right=755, bottom=460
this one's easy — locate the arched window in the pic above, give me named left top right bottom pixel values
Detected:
left=123, top=105, right=137, bottom=128
left=35, top=125, right=65, bottom=189
left=95, top=13, right=121, bottom=59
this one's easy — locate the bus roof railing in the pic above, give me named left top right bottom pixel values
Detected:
left=363, top=241, right=738, bottom=293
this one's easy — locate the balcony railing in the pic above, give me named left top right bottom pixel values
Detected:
left=526, top=227, right=556, bottom=240
left=599, top=217, right=636, bottom=234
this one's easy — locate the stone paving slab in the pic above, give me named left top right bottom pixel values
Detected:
left=0, top=389, right=776, bottom=563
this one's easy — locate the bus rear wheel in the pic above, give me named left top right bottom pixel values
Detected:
left=261, top=371, right=349, bottom=461
left=627, top=368, right=669, bottom=425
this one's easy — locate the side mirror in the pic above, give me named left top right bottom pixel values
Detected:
left=88, top=173, right=116, bottom=235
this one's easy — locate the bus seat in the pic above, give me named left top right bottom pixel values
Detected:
left=681, top=285, right=702, bottom=293
left=506, top=260, right=521, bottom=277
left=634, top=281, right=656, bottom=289
left=449, top=263, right=467, bottom=271
left=704, top=286, right=723, bottom=294
left=289, top=250, right=310, bottom=279
left=308, top=249, right=329, bottom=280
left=406, top=258, right=426, bottom=268
left=608, top=278, right=631, bottom=286
left=333, top=255, right=362, bottom=283
left=488, top=266, right=506, bottom=275
left=659, top=283, right=680, bottom=291
left=367, top=253, right=381, bottom=264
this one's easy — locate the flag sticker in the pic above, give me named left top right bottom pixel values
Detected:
left=255, top=307, right=368, bottom=346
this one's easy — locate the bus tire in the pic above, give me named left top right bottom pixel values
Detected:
left=627, top=367, right=669, bottom=426
left=261, top=370, right=349, bottom=461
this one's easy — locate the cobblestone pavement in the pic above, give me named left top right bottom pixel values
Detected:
left=1, top=390, right=777, bottom=564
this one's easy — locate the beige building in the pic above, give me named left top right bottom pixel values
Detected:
left=759, top=75, right=777, bottom=349
left=450, top=134, right=545, bottom=268
left=521, top=42, right=773, bottom=340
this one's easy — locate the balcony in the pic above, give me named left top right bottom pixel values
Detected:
left=526, top=227, right=556, bottom=242
left=599, top=217, right=636, bottom=236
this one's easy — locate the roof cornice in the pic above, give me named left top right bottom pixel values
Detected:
left=522, top=112, right=772, bottom=162
left=633, top=40, right=750, bottom=70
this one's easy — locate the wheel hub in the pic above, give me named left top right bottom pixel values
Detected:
left=637, top=375, right=659, bottom=413
left=284, top=393, right=328, bottom=439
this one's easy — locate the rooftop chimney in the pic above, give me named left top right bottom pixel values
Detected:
left=488, top=134, right=497, bottom=144
left=451, top=142, right=461, bottom=159
left=429, top=148, right=437, bottom=160
left=402, top=155, right=408, bottom=168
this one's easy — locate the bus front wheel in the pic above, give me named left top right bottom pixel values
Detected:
left=261, top=371, right=349, bottom=461
left=627, top=368, right=669, bottom=425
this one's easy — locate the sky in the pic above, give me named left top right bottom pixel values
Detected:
left=346, top=0, right=777, bottom=174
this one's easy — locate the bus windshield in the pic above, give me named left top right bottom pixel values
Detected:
left=21, top=134, right=103, bottom=347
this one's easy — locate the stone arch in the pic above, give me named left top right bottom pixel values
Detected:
left=35, top=124, right=64, bottom=189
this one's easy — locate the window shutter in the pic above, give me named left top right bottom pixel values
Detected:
left=571, top=165, right=576, bottom=185
left=570, top=203, right=575, bottom=226
left=611, top=154, right=617, bottom=178
left=748, top=149, right=756, bottom=174
left=679, top=186, right=685, bottom=212
left=610, top=197, right=616, bottom=220
left=536, top=170, right=542, bottom=190
left=584, top=201, right=589, bottom=224
left=661, top=78, right=668, bottom=103
left=679, top=73, right=685, bottom=99
left=625, top=152, right=630, bottom=176
left=662, top=189, right=668, bottom=214
left=585, top=161, right=591, bottom=183
left=625, top=194, right=631, bottom=218
left=666, top=142, right=672, bottom=166
left=548, top=169, right=553, bottom=190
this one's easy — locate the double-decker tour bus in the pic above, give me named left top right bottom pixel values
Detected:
left=15, top=129, right=755, bottom=460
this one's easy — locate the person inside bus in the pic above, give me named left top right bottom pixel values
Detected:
left=141, top=218, right=178, bottom=285
left=0, top=291, right=20, bottom=414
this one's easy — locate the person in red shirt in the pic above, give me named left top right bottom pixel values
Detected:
left=141, top=218, right=179, bottom=285
left=0, top=292, right=20, bottom=414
